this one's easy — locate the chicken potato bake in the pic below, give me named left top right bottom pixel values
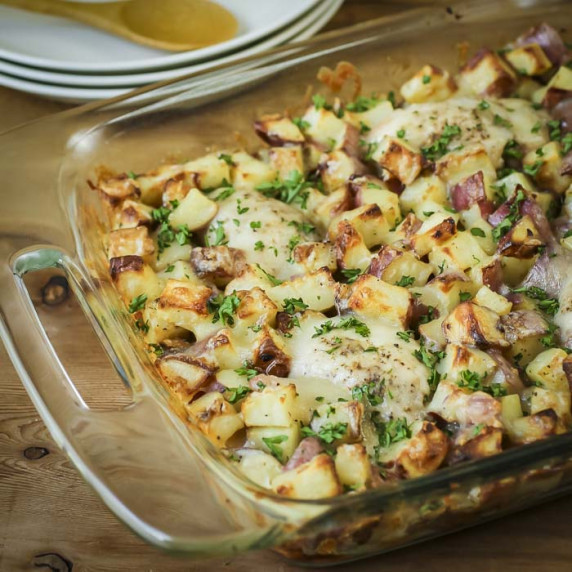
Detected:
left=95, top=23, right=572, bottom=500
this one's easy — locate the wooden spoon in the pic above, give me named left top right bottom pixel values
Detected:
left=0, top=0, right=238, bottom=52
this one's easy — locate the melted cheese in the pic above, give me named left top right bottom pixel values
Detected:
left=367, top=96, right=549, bottom=168
left=207, top=190, right=317, bottom=281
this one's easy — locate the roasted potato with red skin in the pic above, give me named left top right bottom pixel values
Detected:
left=497, top=215, right=545, bottom=258
left=190, top=246, right=247, bottom=286
left=449, top=171, right=494, bottom=217
left=254, top=114, right=306, bottom=146
left=459, top=48, right=517, bottom=97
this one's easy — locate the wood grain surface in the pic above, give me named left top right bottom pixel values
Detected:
left=2, top=2, right=572, bottom=571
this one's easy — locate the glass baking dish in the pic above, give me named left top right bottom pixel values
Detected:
left=1, top=0, right=572, bottom=565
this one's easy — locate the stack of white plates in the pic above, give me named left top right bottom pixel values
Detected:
left=0, top=0, right=343, bottom=103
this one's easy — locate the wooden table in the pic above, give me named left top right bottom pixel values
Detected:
left=2, top=2, right=572, bottom=570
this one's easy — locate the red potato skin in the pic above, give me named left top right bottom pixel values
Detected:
left=283, top=437, right=324, bottom=471
left=515, top=23, right=569, bottom=66
left=367, top=246, right=402, bottom=278
left=450, top=171, right=494, bottom=217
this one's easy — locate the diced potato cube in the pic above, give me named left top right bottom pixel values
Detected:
left=369, top=246, right=435, bottom=287
left=242, top=384, right=297, bottom=427
left=108, top=226, right=155, bottom=259
left=526, top=349, right=570, bottom=393
left=523, top=141, right=571, bottom=194
left=114, top=199, right=154, bottom=230
left=410, top=212, right=458, bottom=257
left=231, top=151, right=277, bottom=191
left=428, top=231, right=490, bottom=273
left=157, top=355, right=216, bottom=402
left=335, top=444, right=371, bottom=489
left=110, top=256, right=164, bottom=304
left=302, top=105, right=358, bottom=153
left=319, top=150, right=364, bottom=193
left=435, top=145, right=497, bottom=190
left=254, top=115, right=305, bottom=146
left=310, top=400, right=364, bottom=444
left=507, top=410, right=562, bottom=445
left=271, top=453, right=341, bottom=499
left=291, top=242, right=337, bottom=274
left=400, top=175, right=448, bottom=219
left=442, top=302, right=508, bottom=347
left=268, top=268, right=336, bottom=312
left=501, top=256, right=538, bottom=287
left=436, top=343, right=497, bottom=382
left=351, top=178, right=401, bottom=228
left=459, top=48, right=517, bottom=97
left=186, top=391, right=244, bottom=447
left=501, top=394, right=523, bottom=425
left=268, top=146, right=305, bottom=180
left=412, top=271, right=477, bottom=315
left=400, top=64, right=457, bottom=103
left=154, top=242, right=193, bottom=273
left=247, top=424, right=300, bottom=463
left=343, top=274, right=412, bottom=328
left=307, top=187, right=352, bottom=233
left=237, top=450, right=283, bottom=489
left=474, top=285, right=512, bottom=315
left=419, top=316, right=446, bottom=351
left=534, top=65, right=572, bottom=108
left=505, top=43, right=553, bottom=76
left=333, top=220, right=372, bottom=271
left=527, top=386, right=570, bottom=422
left=344, top=100, right=393, bottom=131
left=371, top=136, right=423, bottom=185
left=168, top=187, right=219, bottom=230
left=183, top=153, right=232, bottom=190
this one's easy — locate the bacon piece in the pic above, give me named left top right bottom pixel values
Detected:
left=514, top=23, right=569, bottom=66
left=283, top=437, right=324, bottom=471
left=450, top=171, right=494, bottom=216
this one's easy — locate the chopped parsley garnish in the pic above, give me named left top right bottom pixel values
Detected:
left=208, top=292, right=241, bottom=326
left=254, top=240, right=265, bottom=251
left=456, top=369, right=507, bottom=397
left=359, top=121, right=371, bottom=134
left=208, top=221, right=228, bottom=246
left=346, top=94, right=380, bottom=112
left=218, top=153, right=234, bottom=166
left=397, top=129, right=406, bottom=139
left=470, top=227, right=486, bottom=237
left=413, top=339, right=445, bottom=390
left=491, top=189, right=526, bottom=242
left=287, top=220, right=315, bottom=234
left=255, top=263, right=282, bottom=286
left=312, top=94, right=330, bottom=110
left=236, top=199, right=249, bottom=215
left=256, top=170, right=311, bottom=209
left=395, top=275, right=415, bottom=287
left=531, top=121, right=542, bottom=134
left=477, top=100, right=490, bottom=110
left=503, top=139, right=523, bottom=160
left=250, top=220, right=262, bottom=230
left=360, top=140, right=378, bottom=161
left=352, top=381, right=383, bottom=405
left=540, top=323, right=558, bottom=348
left=341, top=267, right=365, bottom=283
left=325, top=337, right=343, bottom=354
left=262, top=435, right=289, bottom=462
left=226, top=385, right=252, bottom=404
left=512, top=286, right=559, bottom=316
left=421, top=123, right=462, bottom=161
left=149, top=343, right=164, bottom=356
left=473, top=423, right=485, bottom=437
left=459, top=291, right=473, bottom=302
left=165, top=264, right=175, bottom=273
left=127, top=171, right=137, bottom=179
left=301, top=422, right=348, bottom=444
left=376, top=417, right=411, bottom=448
left=388, top=91, right=396, bottom=108
left=175, top=224, right=192, bottom=246
left=135, top=318, right=149, bottom=333
left=418, top=305, right=437, bottom=325
left=213, top=184, right=235, bottom=201
left=422, top=74, right=431, bottom=84
left=312, top=316, right=370, bottom=338
left=493, top=114, right=512, bottom=128
left=523, top=160, right=543, bottom=177
left=397, top=330, right=414, bottom=342
left=283, top=297, right=309, bottom=315
left=292, top=116, right=310, bottom=130
left=235, top=361, right=258, bottom=380
left=128, top=293, right=147, bottom=313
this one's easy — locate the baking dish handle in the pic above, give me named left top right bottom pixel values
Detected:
left=0, top=240, right=287, bottom=557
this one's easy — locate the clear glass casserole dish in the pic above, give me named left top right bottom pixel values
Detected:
left=1, top=0, right=572, bottom=565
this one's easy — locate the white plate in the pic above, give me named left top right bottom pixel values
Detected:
left=0, top=0, right=318, bottom=74
left=0, top=0, right=342, bottom=103
left=0, top=0, right=333, bottom=88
